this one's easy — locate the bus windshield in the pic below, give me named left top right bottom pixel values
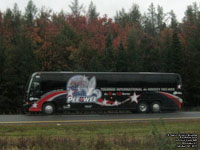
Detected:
left=28, top=75, right=41, bottom=99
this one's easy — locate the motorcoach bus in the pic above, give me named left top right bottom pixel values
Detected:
left=23, top=72, right=183, bottom=115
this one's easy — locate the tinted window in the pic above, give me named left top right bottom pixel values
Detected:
left=40, top=80, right=66, bottom=92
left=38, top=73, right=181, bottom=91
left=40, top=73, right=68, bottom=93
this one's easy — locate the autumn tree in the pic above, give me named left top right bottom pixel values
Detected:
left=37, top=24, right=79, bottom=71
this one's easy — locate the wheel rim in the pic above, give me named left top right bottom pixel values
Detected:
left=152, top=103, right=160, bottom=112
left=139, top=104, right=147, bottom=112
left=44, top=105, right=54, bottom=114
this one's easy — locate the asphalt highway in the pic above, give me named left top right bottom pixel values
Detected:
left=0, top=111, right=200, bottom=124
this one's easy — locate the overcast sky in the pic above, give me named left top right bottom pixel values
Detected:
left=0, top=0, right=200, bottom=21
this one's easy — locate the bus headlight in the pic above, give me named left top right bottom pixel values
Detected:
left=29, top=97, right=39, bottom=101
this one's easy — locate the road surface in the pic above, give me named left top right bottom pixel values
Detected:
left=0, top=111, right=200, bottom=124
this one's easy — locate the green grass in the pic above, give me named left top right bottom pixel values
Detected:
left=0, top=119, right=200, bottom=150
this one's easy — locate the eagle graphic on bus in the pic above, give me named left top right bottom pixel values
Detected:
left=66, top=75, right=102, bottom=103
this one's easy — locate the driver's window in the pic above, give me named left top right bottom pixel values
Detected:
left=30, top=82, right=41, bottom=97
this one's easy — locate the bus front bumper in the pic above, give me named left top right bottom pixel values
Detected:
left=23, top=103, right=32, bottom=112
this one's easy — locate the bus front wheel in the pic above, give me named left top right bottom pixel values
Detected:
left=137, top=102, right=149, bottom=113
left=42, top=103, right=55, bottom=115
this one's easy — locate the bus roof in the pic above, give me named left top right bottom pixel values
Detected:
left=34, top=72, right=180, bottom=76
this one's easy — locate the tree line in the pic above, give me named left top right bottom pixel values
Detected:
left=0, top=0, right=200, bottom=113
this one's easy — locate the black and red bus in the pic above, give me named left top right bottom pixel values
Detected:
left=23, top=72, right=183, bottom=115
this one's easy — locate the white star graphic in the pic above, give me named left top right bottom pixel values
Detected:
left=102, top=99, right=107, bottom=105
left=130, top=92, right=140, bottom=103
left=114, top=100, right=120, bottom=106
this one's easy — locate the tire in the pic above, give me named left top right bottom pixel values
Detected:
left=151, top=101, right=161, bottom=113
left=137, top=102, right=149, bottom=113
left=42, top=103, right=55, bottom=115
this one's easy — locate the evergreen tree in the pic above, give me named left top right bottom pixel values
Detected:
left=1, top=4, right=39, bottom=113
left=182, top=3, right=200, bottom=105
left=169, top=10, right=178, bottom=29
left=4, top=8, right=13, bottom=24
left=116, top=40, right=127, bottom=71
left=101, top=32, right=115, bottom=71
left=139, top=34, right=160, bottom=72
left=115, top=3, right=141, bottom=27
left=12, top=3, right=21, bottom=26
left=161, top=29, right=172, bottom=72
left=24, top=0, right=37, bottom=25
left=143, top=3, right=157, bottom=35
left=69, top=0, right=84, bottom=17
left=70, top=40, right=102, bottom=71
left=0, top=8, right=14, bottom=113
left=184, top=2, right=200, bottom=24
left=169, top=30, right=183, bottom=73
left=52, top=10, right=66, bottom=25
left=143, top=3, right=166, bottom=35
left=87, top=1, right=99, bottom=23
left=0, top=12, right=5, bottom=74
left=114, top=8, right=129, bottom=27
left=129, top=4, right=141, bottom=25
left=156, top=5, right=166, bottom=32
left=126, top=28, right=139, bottom=71
left=39, top=7, right=52, bottom=20
left=0, top=36, right=5, bottom=102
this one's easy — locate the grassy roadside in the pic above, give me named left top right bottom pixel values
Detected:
left=0, top=119, right=199, bottom=150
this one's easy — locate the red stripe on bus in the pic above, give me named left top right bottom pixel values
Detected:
left=29, top=91, right=66, bottom=112
left=159, top=92, right=181, bottom=110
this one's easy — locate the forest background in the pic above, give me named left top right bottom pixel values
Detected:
left=0, top=0, right=200, bottom=113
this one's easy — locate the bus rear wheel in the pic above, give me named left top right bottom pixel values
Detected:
left=137, top=102, right=149, bottom=113
left=151, top=101, right=161, bottom=113
left=42, top=103, right=55, bottom=115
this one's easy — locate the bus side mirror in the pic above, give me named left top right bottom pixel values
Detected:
left=177, top=84, right=181, bottom=89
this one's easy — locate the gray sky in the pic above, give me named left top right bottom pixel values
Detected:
left=0, top=0, right=200, bottom=21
